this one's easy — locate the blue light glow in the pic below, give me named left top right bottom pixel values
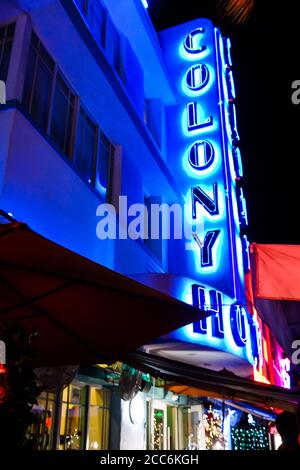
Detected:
left=186, top=64, right=210, bottom=91
left=191, top=230, right=225, bottom=274
left=179, top=42, right=211, bottom=62
left=185, top=185, right=226, bottom=223
left=191, top=184, right=219, bottom=218
left=181, top=106, right=218, bottom=138
left=225, top=37, right=233, bottom=67
left=188, top=140, right=215, bottom=170
left=242, top=234, right=250, bottom=273
left=181, top=65, right=215, bottom=98
left=227, top=71, right=236, bottom=100
left=238, top=187, right=248, bottom=227
left=141, top=0, right=148, bottom=9
left=184, top=27, right=206, bottom=54
left=186, top=102, right=213, bottom=132
left=179, top=285, right=254, bottom=363
left=182, top=139, right=221, bottom=178
left=232, top=147, right=243, bottom=178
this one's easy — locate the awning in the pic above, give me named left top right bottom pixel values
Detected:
left=0, top=214, right=208, bottom=366
left=250, top=243, right=300, bottom=357
left=126, top=351, right=300, bottom=412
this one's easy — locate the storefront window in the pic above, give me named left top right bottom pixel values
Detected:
left=87, top=387, right=111, bottom=450
left=27, top=391, right=56, bottom=450
left=59, top=384, right=87, bottom=450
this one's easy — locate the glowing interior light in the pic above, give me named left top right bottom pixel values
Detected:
left=141, top=0, right=148, bottom=8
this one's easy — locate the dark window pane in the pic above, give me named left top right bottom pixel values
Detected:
left=31, top=59, right=53, bottom=130
left=50, top=73, right=75, bottom=158
left=0, top=23, right=15, bottom=82
left=99, top=132, right=110, bottom=188
left=90, top=3, right=106, bottom=48
left=106, top=18, right=121, bottom=75
left=7, top=23, right=15, bottom=38
left=31, top=30, right=39, bottom=48
left=95, top=131, right=113, bottom=199
left=0, top=40, right=12, bottom=82
left=39, top=41, right=55, bottom=71
left=22, top=46, right=37, bottom=111
left=74, top=108, right=97, bottom=183
left=22, top=33, right=54, bottom=132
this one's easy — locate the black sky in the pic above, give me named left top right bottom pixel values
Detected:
left=149, top=0, right=300, bottom=245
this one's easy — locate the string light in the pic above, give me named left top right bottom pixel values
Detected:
left=204, top=405, right=226, bottom=450
left=232, top=425, right=269, bottom=450
left=153, top=409, right=164, bottom=450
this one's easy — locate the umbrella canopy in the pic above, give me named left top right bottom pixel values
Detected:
left=250, top=243, right=300, bottom=357
left=0, top=218, right=207, bottom=366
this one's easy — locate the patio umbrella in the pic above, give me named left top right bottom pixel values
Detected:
left=0, top=215, right=208, bottom=367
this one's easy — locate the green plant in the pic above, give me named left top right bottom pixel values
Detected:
left=0, top=322, right=40, bottom=450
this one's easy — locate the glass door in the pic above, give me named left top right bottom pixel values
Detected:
left=59, top=384, right=87, bottom=450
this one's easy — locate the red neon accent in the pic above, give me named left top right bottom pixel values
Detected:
left=45, top=417, right=52, bottom=429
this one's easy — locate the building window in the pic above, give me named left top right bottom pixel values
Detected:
left=22, top=32, right=55, bottom=132
left=90, top=1, right=106, bottom=49
left=74, top=106, right=98, bottom=184
left=50, top=72, right=76, bottom=159
left=27, top=391, right=56, bottom=450
left=88, top=387, right=111, bottom=450
left=94, top=130, right=114, bottom=199
left=22, top=30, right=114, bottom=197
left=0, top=22, right=15, bottom=82
left=23, top=33, right=77, bottom=158
left=106, top=17, right=121, bottom=76
left=22, top=32, right=80, bottom=161
left=59, top=384, right=87, bottom=450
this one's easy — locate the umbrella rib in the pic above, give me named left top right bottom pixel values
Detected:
left=0, top=275, right=106, bottom=361
left=0, top=260, right=171, bottom=301
left=0, top=276, right=76, bottom=316
left=0, top=261, right=207, bottom=315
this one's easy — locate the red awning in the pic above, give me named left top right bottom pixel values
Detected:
left=251, top=243, right=300, bottom=301
left=0, top=218, right=208, bottom=366
left=250, top=243, right=300, bottom=357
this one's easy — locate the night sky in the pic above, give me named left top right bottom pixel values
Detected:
left=149, top=0, right=300, bottom=245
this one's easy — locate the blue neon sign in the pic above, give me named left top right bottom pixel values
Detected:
left=160, top=19, right=257, bottom=366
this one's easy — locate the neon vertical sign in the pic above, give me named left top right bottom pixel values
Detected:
left=160, top=19, right=258, bottom=366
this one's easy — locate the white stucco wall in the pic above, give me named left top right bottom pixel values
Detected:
left=120, top=392, right=146, bottom=450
